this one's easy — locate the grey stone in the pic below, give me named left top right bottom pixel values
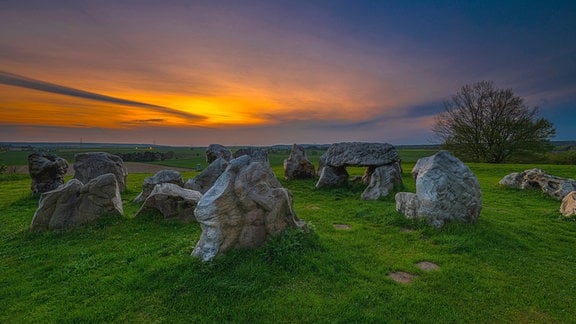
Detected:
left=73, top=152, right=128, bottom=192
left=134, top=170, right=184, bottom=203
left=283, top=144, right=316, bottom=180
left=192, top=155, right=305, bottom=262
left=30, top=173, right=123, bottom=231
left=319, top=142, right=400, bottom=168
left=28, top=152, right=69, bottom=194
left=233, top=147, right=269, bottom=163
left=560, top=191, right=576, bottom=217
left=184, top=157, right=229, bottom=194
left=499, top=168, right=576, bottom=200
left=395, top=151, right=482, bottom=228
left=136, top=183, right=202, bottom=222
left=316, top=166, right=349, bottom=188
left=206, top=144, right=232, bottom=163
left=361, top=163, right=403, bottom=200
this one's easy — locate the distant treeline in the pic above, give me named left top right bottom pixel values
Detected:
left=114, top=151, right=175, bottom=162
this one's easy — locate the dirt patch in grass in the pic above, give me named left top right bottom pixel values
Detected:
left=388, top=271, right=416, bottom=284
left=333, top=224, right=352, bottom=230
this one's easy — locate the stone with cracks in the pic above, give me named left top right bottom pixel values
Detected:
left=206, top=144, right=232, bottom=163
left=136, top=183, right=202, bottom=222
left=28, top=152, right=69, bottom=194
left=73, top=152, right=128, bottom=192
left=30, top=173, right=123, bottom=231
left=192, top=155, right=306, bottom=262
left=499, top=168, right=576, bottom=200
left=395, top=151, right=482, bottom=228
left=560, top=191, right=576, bottom=217
left=134, top=170, right=184, bottom=203
left=184, top=157, right=229, bottom=194
left=315, top=142, right=402, bottom=200
left=283, top=144, right=316, bottom=180
left=233, top=147, right=269, bottom=163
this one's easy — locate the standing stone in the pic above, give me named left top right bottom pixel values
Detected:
left=184, top=157, right=229, bottom=194
left=361, top=163, right=403, bottom=200
left=283, top=144, right=316, bottom=180
left=395, top=151, right=482, bottom=228
left=316, top=166, right=349, bottom=188
left=30, top=173, right=123, bottom=231
left=499, top=168, right=576, bottom=200
left=192, top=155, right=306, bottom=262
left=134, top=170, right=184, bottom=203
left=135, top=183, right=202, bottom=222
left=73, top=152, right=128, bottom=192
left=560, top=191, right=576, bottom=217
left=28, top=152, right=69, bottom=194
left=233, top=147, right=269, bottom=163
left=206, top=144, right=232, bottom=164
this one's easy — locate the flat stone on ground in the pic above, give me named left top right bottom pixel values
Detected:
left=416, top=261, right=440, bottom=271
left=333, top=224, right=351, bottom=230
left=388, top=271, right=416, bottom=284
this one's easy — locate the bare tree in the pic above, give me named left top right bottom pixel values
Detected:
left=433, top=81, right=556, bottom=163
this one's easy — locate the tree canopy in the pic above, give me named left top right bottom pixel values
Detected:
left=433, top=81, right=556, bottom=163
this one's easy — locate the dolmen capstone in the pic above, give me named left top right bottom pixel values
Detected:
left=395, top=151, right=482, bottom=228
left=499, top=168, right=576, bottom=200
left=192, top=155, right=306, bottom=262
left=283, top=144, right=316, bottom=180
left=73, top=152, right=128, bottom=192
left=206, top=144, right=232, bottom=163
left=184, top=157, right=229, bottom=194
left=28, top=152, right=69, bottom=194
left=560, top=191, right=576, bottom=217
left=233, top=147, right=269, bottom=163
left=135, top=183, right=202, bottom=222
left=30, top=173, right=123, bottom=231
left=134, top=170, right=184, bottom=203
left=315, top=142, right=403, bottom=200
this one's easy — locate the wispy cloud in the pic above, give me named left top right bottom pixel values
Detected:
left=0, top=71, right=204, bottom=122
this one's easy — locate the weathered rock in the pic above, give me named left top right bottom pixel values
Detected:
left=136, top=183, right=202, bottom=222
left=560, top=191, right=576, bottom=216
left=315, top=142, right=402, bottom=200
left=283, top=144, right=316, bottom=180
left=361, top=163, right=403, bottom=200
left=395, top=151, right=482, bottom=228
left=192, top=155, right=306, bottom=262
left=30, top=173, right=123, bottom=231
left=134, top=170, right=184, bottom=203
left=184, top=157, right=229, bottom=194
left=28, top=152, right=69, bottom=194
left=233, top=147, right=269, bottom=163
left=499, top=168, right=576, bottom=200
left=206, top=144, right=232, bottom=163
left=73, top=152, right=128, bottom=192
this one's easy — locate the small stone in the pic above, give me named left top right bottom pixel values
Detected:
left=333, top=224, right=352, bottom=230
left=388, top=271, right=416, bottom=284
left=560, top=191, right=576, bottom=216
left=416, top=261, right=440, bottom=271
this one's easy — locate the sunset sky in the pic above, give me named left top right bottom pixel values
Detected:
left=1, top=0, right=575, bottom=146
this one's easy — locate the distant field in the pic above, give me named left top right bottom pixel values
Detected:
left=1, top=145, right=575, bottom=322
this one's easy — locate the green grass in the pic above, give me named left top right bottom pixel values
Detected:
left=1, top=154, right=576, bottom=322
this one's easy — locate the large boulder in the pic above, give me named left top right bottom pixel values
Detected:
left=233, top=147, right=269, bottom=163
left=395, top=151, right=482, bottom=228
left=30, top=173, right=123, bottom=231
left=315, top=142, right=402, bottom=200
left=73, top=152, right=128, bottom=192
left=184, top=157, right=229, bottom=194
left=192, top=155, right=306, bottom=262
left=206, top=144, right=232, bottom=163
left=28, top=152, right=69, bottom=194
left=134, top=170, right=184, bottom=203
left=283, top=144, right=316, bottom=180
left=499, top=168, right=576, bottom=200
left=560, top=191, right=576, bottom=217
left=135, top=183, right=202, bottom=222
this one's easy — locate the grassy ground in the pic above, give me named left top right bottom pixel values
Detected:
left=1, top=151, right=575, bottom=322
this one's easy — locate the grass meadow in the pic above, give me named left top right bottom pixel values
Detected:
left=1, top=148, right=575, bottom=322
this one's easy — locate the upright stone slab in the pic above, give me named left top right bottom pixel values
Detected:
left=283, top=144, right=316, bottom=180
left=134, top=170, right=184, bottom=203
left=28, top=152, right=69, bottom=194
left=395, top=151, right=482, bottom=227
left=560, top=191, right=576, bottom=217
left=192, top=155, right=306, bottom=262
left=136, top=183, right=202, bottom=222
left=233, top=147, right=269, bottom=163
left=73, top=152, right=128, bottom=192
left=30, top=173, right=123, bottom=231
left=184, top=157, right=229, bottom=194
left=206, top=144, right=232, bottom=164
left=315, top=142, right=402, bottom=200
left=499, top=168, right=576, bottom=200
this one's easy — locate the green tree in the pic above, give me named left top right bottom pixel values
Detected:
left=433, top=81, right=556, bottom=163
